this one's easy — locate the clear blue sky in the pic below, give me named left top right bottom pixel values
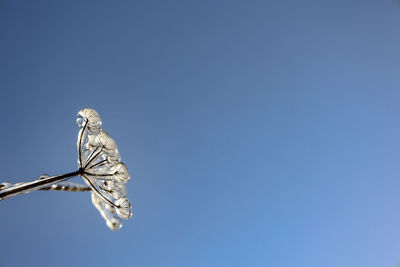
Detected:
left=1, top=0, right=400, bottom=266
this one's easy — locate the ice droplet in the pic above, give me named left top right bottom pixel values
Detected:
left=107, top=217, right=122, bottom=231
left=112, top=163, right=130, bottom=184
left=116, top=196, right=132, bottom=220
left=76, top=116, right=85, bottom=128
left=0, top=182, right=11, bottom=190
left=112, top=184, right=126, bottom=200
left=78, top=108, right=102, bottom=134
left=98, top=131, right=117, bottom=152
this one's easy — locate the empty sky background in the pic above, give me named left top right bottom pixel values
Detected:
left=1, top=0, right=400, bottom=266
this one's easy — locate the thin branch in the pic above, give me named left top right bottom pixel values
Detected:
left=83, top=145, right=101, bottom=168
left=86, top=159, right=107, bottom=170
left=40, top=182, right=91, bottom=192
left=83, top=147, right=104, bottom=169
left=84, top=172, right=115, bottom=177
left=78, top=121, right=88, bottom=169
left=0, top=170, right=81, bottom=201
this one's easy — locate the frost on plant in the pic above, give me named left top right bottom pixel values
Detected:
left=77, top=108, right=132, bottom=230
left=0, top=108, right=133, bottom=231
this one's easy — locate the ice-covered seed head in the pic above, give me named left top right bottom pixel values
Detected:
left=112, top=163, right=130, bottom=184
left=77, top=108, right=133, bottom=230
left=78, top=108, right=102, bottom=134
left=97, top=131, right=117, bottom=152
left=107, top=183, right=126, bottom=200
left=115, top=196, right=132, bottom=220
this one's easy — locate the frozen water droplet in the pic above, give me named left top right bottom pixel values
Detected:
left=107, top=217, right=122, bottom=231
left=111, top=184, right=126, bottom=200
left=116, top=196, right=132, bottom=220
left=78, top=108, right=102, bottom=134
left=40, top=174, right=50, bottom=179
left=107, top=149, right=121, bottom=165
left=112, top=163, right=130, bottom=184
left=91, top=191, right=101, bottom=207
left=98, top=131, right=117, bottom=152
left=76, top=116, right=85, bottom=127
left=78, top=108, right=102, bottom=124
left=87, top=134, right=98, bottom=150
left=0, top=182, right=11, bottom=190
left=105, top=203, right=116, bottom=213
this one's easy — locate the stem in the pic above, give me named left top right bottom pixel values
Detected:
left=86, top=159, right=107, bottom=170
left=84, top=147, right=103, bottom=169
left=40, top=182, right=91, bottom=192
left=78, top=121, right=88, bottom=169
left=81, top=174, right=118, bottom=208
left=0, top=170, right=81, bottom=202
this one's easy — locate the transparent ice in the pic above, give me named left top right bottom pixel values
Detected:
left=0, top=108, right=133, bottom=231
left=77, top=108, right=132, bottom=230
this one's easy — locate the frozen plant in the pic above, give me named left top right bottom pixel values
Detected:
left=0, top=108, right=133, bottom=231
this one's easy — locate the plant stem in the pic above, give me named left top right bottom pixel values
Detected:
left=0, top=170, right=82, bottom=201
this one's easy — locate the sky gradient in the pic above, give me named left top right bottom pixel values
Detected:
left=1, top=0, right=400, bottom=266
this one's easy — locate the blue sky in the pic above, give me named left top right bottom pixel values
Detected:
left=1, top=0, right=400, bottom=266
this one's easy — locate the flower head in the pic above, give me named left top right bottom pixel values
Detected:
left=77, top=108, right=133, bottom=230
